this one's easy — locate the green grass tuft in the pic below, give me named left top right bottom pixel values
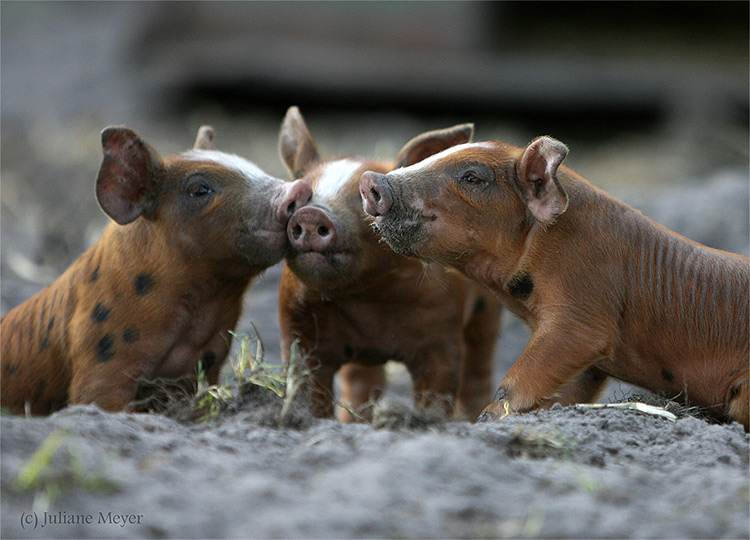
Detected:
left=189, top=332, right=311, bottom=426
left=14, top=429, right=119, bottom=511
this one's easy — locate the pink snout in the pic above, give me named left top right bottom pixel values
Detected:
left=359, top=171, right=393, bottom=217
left=274, top=180, right=314, bottom=225
left=288, top=206, right=338, bottom=253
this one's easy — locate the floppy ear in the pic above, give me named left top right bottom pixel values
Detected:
left=515, top=136, right=569, bottom=224
left=278, top=106, right=321, bottom=179
left=193, top=125, right=215, bottom=150
left=394, top=123, right=474, bottom=169
left=96, top=126, right=160, bottom=225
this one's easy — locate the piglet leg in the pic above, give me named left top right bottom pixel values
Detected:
left=336, top=363, right=386, bottom=423
left=479, top=319, right=613, bottom=421
left=410, top=345, right=463, bottom=418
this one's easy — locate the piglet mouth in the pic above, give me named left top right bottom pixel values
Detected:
left=288, top=249, right=356, bottom=286
left=372, top=207, right=436, bottom=231
left=295, top=249, right=350, bottom=264
left=253, top=227, right=288, bottom=248
left=373, top=212, right=435, bottom=229
left=235, top=225, right=289, bottom=269
left=370, top=208, right=434, bottom=257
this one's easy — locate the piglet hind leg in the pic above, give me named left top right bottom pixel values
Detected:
left=478, top=322, right=613, bottom=422
left=69, top=362, right=141, bottom=412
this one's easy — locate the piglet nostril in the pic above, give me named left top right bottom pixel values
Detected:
left=360, top=171, right=393, bottom=217
left=276, top=179, right=313, bottom=224
left=292, top=224, right=303, bottom=239
left=317, top=226, right=329, bottom=237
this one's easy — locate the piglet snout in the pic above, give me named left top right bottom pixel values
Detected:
left=359, top=171, right=393, bottom=217
left=288, top=207, right=338, bottom=253
left=275, top=179, right=314, bottom=225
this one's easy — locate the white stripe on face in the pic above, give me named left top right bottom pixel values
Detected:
left=394, top=142, right=496, bottom=175
left=314, top=159, right=363, bottom=201
left=183, top=149, right=268, bottom=182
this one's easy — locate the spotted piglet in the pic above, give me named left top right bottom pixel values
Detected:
left=278, top=107, right=502, bottom=422
left=1, top=126, right=312, bottom=414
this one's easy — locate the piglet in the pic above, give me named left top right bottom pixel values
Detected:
left=278, top=107, right=502, bottom=422
left=361, top=136, right=749, bottom=430
left=1, top=125, right=312, bottom=414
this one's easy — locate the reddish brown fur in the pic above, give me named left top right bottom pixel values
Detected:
left=362, top=138, right=750, bottom=430
left=278, top=108, right=502, bottom=422
left=1, top=126, right=308, bottom=414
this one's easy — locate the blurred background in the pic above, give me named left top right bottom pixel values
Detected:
left=2, top=1, right=748, bottom=402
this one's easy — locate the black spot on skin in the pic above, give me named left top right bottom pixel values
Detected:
left=134, top=273, right=155, bottom=296
left=122, top=328, right=140, bottom=343
left=507, top=272, right=534, bottom=301
left=97, top=334, right=115, bottom=362
left=40, top=317, right=56, bottom=351
left=90, top=266, right=100, bottom=282
left=91, top=303, right=111, bottom=323
left=201, top=351, right=217, bottom=371
left=4, top=363, right=17, bottom=375
left=344, top=345, right=354, bottom=359
left=661, top=368, right=674, bottom=383
left=473, top=297, right=486, bottom=314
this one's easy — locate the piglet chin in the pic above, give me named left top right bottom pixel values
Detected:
left=288, top=250, right=359, bottom=290
left=372, top=214, right=424, bottom=259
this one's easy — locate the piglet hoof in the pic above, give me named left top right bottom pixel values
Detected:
left=477, top=400, right=513, bottom=422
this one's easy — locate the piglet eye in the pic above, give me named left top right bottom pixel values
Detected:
left=460, top=171, right=483, bottom=184
left=188, top=183, right=214, bottom=198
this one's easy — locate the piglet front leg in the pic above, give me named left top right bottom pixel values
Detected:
left=409, top=344, right=463, bottom=418
left=478, top=318, right=614, bottom=422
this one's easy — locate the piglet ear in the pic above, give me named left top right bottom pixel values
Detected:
left=279, top=106, right=321, bottom=179
left=515, top=136, right=569, bottom=224
left=96, top=126, right=160, bottom=225
left=193, top=125, right=215, bottom=150
left=394, top=123, right=474, bottom=169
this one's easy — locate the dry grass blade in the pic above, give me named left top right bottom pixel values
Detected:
left=576, top=402, right=677, bottom=421
left=187, top=333, right=310, bottom=426
left=278, top=340, right=310, bottom=426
